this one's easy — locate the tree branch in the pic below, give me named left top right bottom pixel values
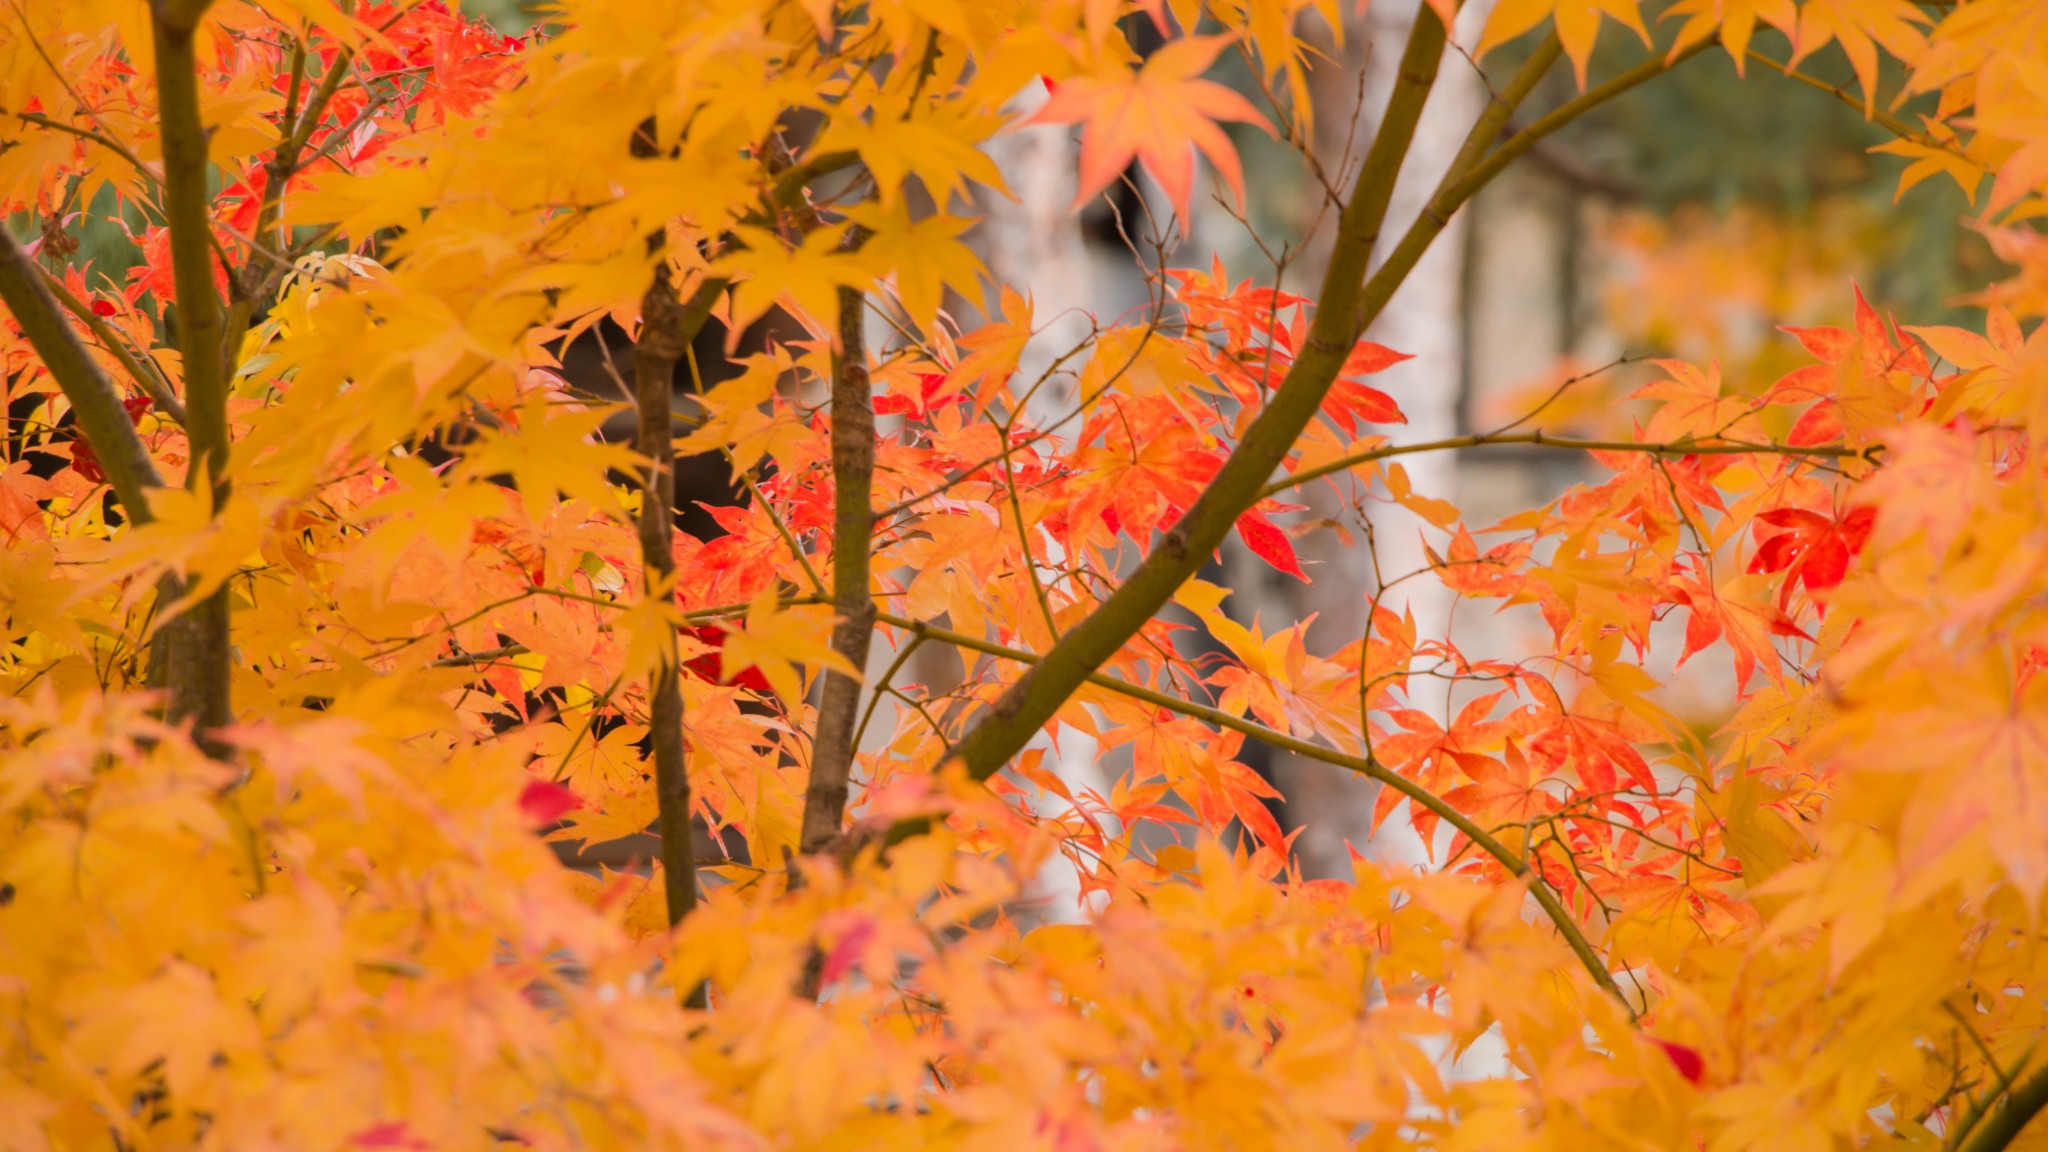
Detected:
left=1346, top=38, right=1713, bottom=385
left=933, top=6, right=1464, bottom=790
left=151, top=4, right=233, bottom=738
left=921, top=29, right=1707, bottom=808
left=1744, top=47, right=1946, bottom=154
left=39, top=265, right=187, bottom=424
left=0, top=229, right=165, bottom=518
left=798, top=284, right=877, bottom=857
left=634, top=252, right=702, bottom=954
left=1261, top=430, right=1876, bottom=500
left=221, top=37, right=359, bottom=380
left=1956, top=1062, right=2048, bottom=1152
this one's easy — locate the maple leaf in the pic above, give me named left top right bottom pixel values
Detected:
left=1663, top=0, right=1796, bottom=71
left=679, top=622, right=773, bottom=694
left=845, top=201, right=989, bottom=331
left=70, top=961, right=261, bottom=1099
left=1674, top=571, right=1809, bottom=689
left=454, top=398, right=639, bottom=519
left=1478, top=0, right=1651, bottom=86
left=1443, top=741, right=1557, bottom=831
left=1857, top=654, right=2048, bottom=896
left=1872, top=124, right=1986, bottom=204
left=518, top=778, right=585, bottom=825
left=1384, top=461, right=1459, bottom=529
left=535, top=720, right=651, bottom=795
left=814, top=93, right=1007, bottom=210
left=874, top=371, right=971, bottom=419
left=1786, top=0, right=1930, bottom=114
left=1748, top=505, right=1875, bottom=610
left=717, top=591, right=859, bottom=706
left=1320, top=340, right=1412, bottom=434
left=1026, top=34, right=1270, bottom=227
left=1235, top=508, right=1307, bottom=581
left=717, top=224, right=868, bottom=337
left=672, top=349, right=807, bottom=474
left=1649, top=1038, right=1705, bottom=1086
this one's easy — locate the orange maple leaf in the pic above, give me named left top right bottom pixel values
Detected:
left=1027, top=35, right=1269, bottom=228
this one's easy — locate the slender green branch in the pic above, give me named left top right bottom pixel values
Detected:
left=849, top=635, right=924, bottom=753
left=0, top=228, right=164, bottom=518
left=223, top=38, right=361, bottom=377
left=769, top=149, right=860, bottom=214
left=278, top=37, right=307, bottom=137
left=1744, top=48, right=1945, bottom=154
left=1947, top=1025, right=2045, bottom=1152
left=929, top=31, right=1702, bottom=788
left=280, top=43, right=357, bottom=162
left=870, top=609, right=1633, bottom=1014
left=1352, top=39, right=1715, bottom=375
left=1454, top=38, right=1715, bottom=217
left=1262, top=430, right=1877, bottom=500
left=1956, top=1062, right=2048, bottom=1152
left=886, top=31, right=1705, bottom=1013
left=39, top=266, right=187, bottom=424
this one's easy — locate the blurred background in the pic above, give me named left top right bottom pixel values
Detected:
left=444, top=0, right=1992, bottom=879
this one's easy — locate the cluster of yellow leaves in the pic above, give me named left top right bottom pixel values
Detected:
left=0, top=686, right=1685, bottom=1151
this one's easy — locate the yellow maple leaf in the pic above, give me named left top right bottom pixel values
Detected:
left=845, top=201, right=988, bottom=332
left=453, top=398, right=639, bottom=519
left=1478, top=0, right=1651, bottom=87
left=716, top=224, right=868, bottom=337
left=719, top=591, right=859, bottom=707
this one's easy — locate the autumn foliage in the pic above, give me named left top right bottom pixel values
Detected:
left=3, top=0, right=2048, bottom=1149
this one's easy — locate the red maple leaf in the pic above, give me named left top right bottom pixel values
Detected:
left=1749, top=506, right=1876, bottom=609
left=517, top=778, right=583, bottom=825
left=1648, top=1037, right=1705, bottom=1085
